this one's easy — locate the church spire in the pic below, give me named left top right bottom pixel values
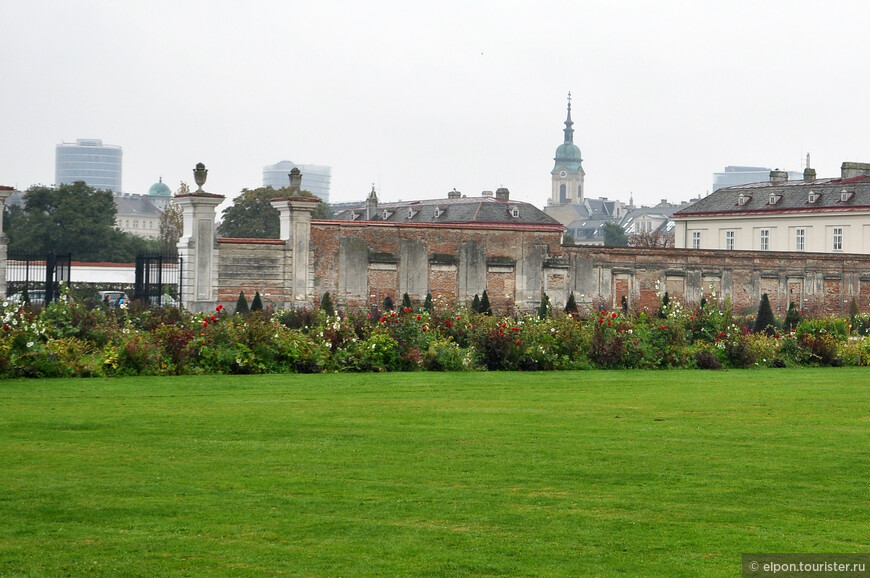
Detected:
left=563, top=92, right=574, bottom=144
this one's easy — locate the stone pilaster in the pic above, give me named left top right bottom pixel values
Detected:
left=175, top=192, right=224, bottom=313
left=0, top=187, right=14, bottom=299
left=271, top=196, right=320, bottom=308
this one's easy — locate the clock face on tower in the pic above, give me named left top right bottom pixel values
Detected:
left=559, top=170, right=567, bottom=178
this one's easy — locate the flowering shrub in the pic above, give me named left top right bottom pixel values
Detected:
left=0, top=290, right=865, bottom=376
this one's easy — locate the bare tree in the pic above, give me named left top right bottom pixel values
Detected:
left=629, top=230, right=674, bottom=248
left=159, top=182, right=186, bottom=253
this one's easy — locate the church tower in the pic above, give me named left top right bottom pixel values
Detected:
left=550, top=93, right=585, bottom=205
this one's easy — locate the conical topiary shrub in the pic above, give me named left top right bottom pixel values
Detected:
left=564, top=292, right=578, bottom=315
left=320, top=291, right=335, bottom=316
left=423, top=292, right=433, bottom=312
left=235, top=291, right=250, bottom=316
left=471, top=294, right=481, bottom=313
left=784, top=301, right=800, bottom=332
left=753, top=293, right=777, bottom=336
left=538, top=292, right=550, bottom=319
left=401, top=293, right=412, bottom=311
left=479, top=290, right=492, bottom=316
left=251, top=291, right=263, bottom=312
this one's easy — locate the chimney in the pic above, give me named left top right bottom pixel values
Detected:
left=769, top=169, right=788, bottom=183
left=803, top=167, right=816, bottom=181
left=495, top=187, right=510, bottom=200
left=288, top=167, right=302, bottom=191
left=365, top=185, right=378, bottom=220
left=481, top=190, right=493, bottom=198
left=447, top=188, right=461, bottom=199
left=841, top=162, right=870, bottom=179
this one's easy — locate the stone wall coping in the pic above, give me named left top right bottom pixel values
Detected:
left=175, top=192, right=225, bottom=200
left=217, top=238, right=285, bottom=245
left=312, top=220, right=564, bottom=233
left=270, top=196, right=322, bottom=204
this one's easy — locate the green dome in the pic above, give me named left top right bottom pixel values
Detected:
left=148, top=177, right=171, bottom=197
left=555, top=142, right=582, bottom=162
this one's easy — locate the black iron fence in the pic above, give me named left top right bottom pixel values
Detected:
left=134, top=253, right=182, bottom=307
left=6, top=251, right=72, bottom=305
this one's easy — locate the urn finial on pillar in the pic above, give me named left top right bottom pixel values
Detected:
left=193, top=163, right=208, bottom=192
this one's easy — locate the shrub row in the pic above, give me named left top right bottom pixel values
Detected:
left=2, top=291, right=870, bottom=378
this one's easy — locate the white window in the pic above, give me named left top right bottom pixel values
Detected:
left=691, top=231, right=701, bottom=249
left=510, top=207, right=519, bottom=218
left=725, top=230, right=735, bottom=250
left=133, top=220, right=138, bottom=229
left=433, top=208, right=441, bottom=218
left=833, top=227, right=843, bottom=251
left=795, top=228, right=805, bottom=251
left=760, top=229, right=770, bottom=251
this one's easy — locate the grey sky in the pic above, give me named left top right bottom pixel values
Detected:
left=3, top=1, right=869, bottom=212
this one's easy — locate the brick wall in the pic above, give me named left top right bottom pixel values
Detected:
left=210, top=225, right=870, bottom=316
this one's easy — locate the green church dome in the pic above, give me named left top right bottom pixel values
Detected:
left=555, top=142, right=582, bottom=162
left=148, top=177, right=171, bottom=197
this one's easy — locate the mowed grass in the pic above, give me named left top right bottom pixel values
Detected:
left=1, top=370, right=868, bottom=577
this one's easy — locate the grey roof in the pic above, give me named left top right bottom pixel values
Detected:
left=114, top=194, right=162, bottom=218
left=675, top=175, right=870, bottom=217
left=332, top=195, right=562, bottom=227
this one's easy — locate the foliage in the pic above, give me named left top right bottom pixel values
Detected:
left=320, top=292, right=335, bottom=316
left=538, top=293, right=550, bottom=319
left=1, top=289, right=870, bottom=376
left=629, top=230, right=675, bottom=248
left=235, top=291, right=249, bottom=316
left=250, top=291, right=264, bottom=312
left=159, top=183, right=186, bottom=251
left=754, top=293, right=777, bottom=336
left=5, top=181, right=160, bottom=262
left=423, top=292, right=433, bottom=312
left=564, top=292, right=578, bottom=314
left=601, top=221, right=629, bottom=246
left=401, top=293, right=412, bottom=310
left=784, top=301, right=801, bottom=332
left=479, top=290, right=492, bottom=316
left=217, top=185, right=329, bottom=239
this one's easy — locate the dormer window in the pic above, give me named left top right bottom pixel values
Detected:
left=510, top=206, right=520, bottom=218
left=407, top=208, right=417, bottom=219
left=840, top=189, right=854, bottom=202
left=737, top=193, right=750, bottom=206
left=808, top=190, right=819, bottom=203
left=768, top=193, right=782, bottom=205
left=382, top=209, right=393, bottom=220
left=433, top=207, right=443, bottom=219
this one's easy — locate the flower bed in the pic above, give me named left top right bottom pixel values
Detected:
left=1, top=290, right=868, bottom=377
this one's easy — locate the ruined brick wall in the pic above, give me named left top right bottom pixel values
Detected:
left=310, top=221, right=563, bottom=311
left=212, top=228, right=870, bottom=316
left=565, top=246, right=870, bottom=316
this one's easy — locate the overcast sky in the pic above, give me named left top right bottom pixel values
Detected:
left=3, top=1, right=870, bottom=212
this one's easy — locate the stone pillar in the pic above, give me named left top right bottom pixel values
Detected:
left=0, top=186, right=14, bottom=299
left=271, top=196, right=320, bottom=308
left=175, top=192, right=224, bottom=313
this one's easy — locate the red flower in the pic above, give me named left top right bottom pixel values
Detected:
left=719, top=332, right=725, bottom=338
left=598, top=318, right=604, bottom=324
left=202, top=321, right=208, bottom=328
left=608, top=321, right=612, bottom=326
left=600, top=310, right=606, bottom=316
left=661, top=325, right=666, bottom=330
left=416, top=315, right=422, bottom=321
left=390, top=312, right=396, bottom=318
left=216, top=304, right=223, bottom=311
left=512, top=326, right=519, bottom=331
left=690, top=316, right=694, bottom=321
left=611, top=312, right=617, bottom=318
left=775, top=334, right=780, bottom=338
left=380, top=316, right=386, bottom=322
left=210, top=315, right=216, bottom=323
left=515, top=340, right=521, bottom=345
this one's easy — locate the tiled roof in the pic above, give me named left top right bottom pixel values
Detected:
left=674, top=176, right=870, bottom=217
left=332, top=195, right=562, bottom=227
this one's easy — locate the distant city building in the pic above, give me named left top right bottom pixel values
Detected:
left=263, top=161, right=331, bottom=202
left=56, top=139, right=123, bottom=193
left=713, top=165, right=802, bottom=192
left=113, top=177, right=173, bottom=240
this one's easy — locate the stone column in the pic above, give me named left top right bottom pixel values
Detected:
left=0, top=187, right=14, bottom=299
left=271, top=196, right=320, bottom=308
left=175, top=192, right=224, bottom=313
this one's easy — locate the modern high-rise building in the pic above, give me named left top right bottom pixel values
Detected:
left=263, top=160, right=331, bottom=202
left=55, top=139, right=123, bottom=193
left=713, top=165, right=802, bottom=192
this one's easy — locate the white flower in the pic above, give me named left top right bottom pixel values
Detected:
left=26, top=341, right=33, bottom=348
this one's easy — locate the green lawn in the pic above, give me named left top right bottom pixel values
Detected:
left=1, top=369, right=868, bottom=576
